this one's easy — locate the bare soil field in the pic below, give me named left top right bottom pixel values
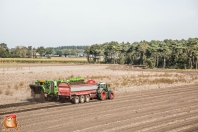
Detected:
left=0, top=64, right=198, bottom=131
left=0, top=84, right=198, bottom=131
left=0, top=64, right=197, bottom=105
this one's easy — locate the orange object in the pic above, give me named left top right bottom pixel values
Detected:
left=1, top=114, right=18, bottom=131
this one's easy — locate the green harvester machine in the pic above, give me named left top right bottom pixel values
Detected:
left=29, top=77, right=85, bottom=102
left=29, top=79, right=66, bottom=102
left=67, top=77, right=85, bottom=84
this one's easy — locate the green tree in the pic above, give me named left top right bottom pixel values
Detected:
left=64, top=49, right=70, bottom=56
left=27, top=46, right=32, bottom=58
left=158, top=42, right=171, bottom=68
left=45, top=47, right=55, bottom=55
left=146, top=41, right=160, bottom=68
left=0, top=43, right=9, bottom=57
left=104, top=41, right=120, bottom=64
left=55, top=50, right=63, bottom=57
left=70, top=49, right=77, bottom=56
left=0, top=43, right=9, bottom=52
left=138, top=41, right=148, bottom=65
left=36, top=46, right=45, bottom=57
left=90, top=44, right=103, bottom=63
left=84, top=46, right=90, bottom=63
left=11, top=46, right=28, bottom=58
left=83, top=38, right=198, bottom=69
left=0, top=47, right=9, bottom=58
left=32, top=48, right=37, bottom=58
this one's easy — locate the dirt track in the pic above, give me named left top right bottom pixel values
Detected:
left=1, top=84, right=198, bottom=132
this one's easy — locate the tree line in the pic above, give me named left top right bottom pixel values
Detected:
left=84, top=38, right=198, bottom=69
left=0, top=44, right=86, bottom=58
left=1, top=38, right=198, bottom=69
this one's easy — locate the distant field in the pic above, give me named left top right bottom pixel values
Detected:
left=0, top=57, right=87, bottom=60
left=0, top=57, right=87, bottom=63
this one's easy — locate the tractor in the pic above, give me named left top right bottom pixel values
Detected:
left=97, top=82, right=114, bottom=100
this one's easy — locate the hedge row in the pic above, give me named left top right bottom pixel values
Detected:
left=0, top=60, right=88, bottom=64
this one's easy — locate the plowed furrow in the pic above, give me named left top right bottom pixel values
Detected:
left=169, top=123, right=198, bottom=132
left=18, top=96, right=198, bottom=131
left=139, top=118, right=198, bottom=132
left=1, top=86, right=197, bottom=116
left=14, top=90, right=198, bottom=120
left=119, top=84, right=198, bottom=100
left=18, top=97, right=198, bottom=128
left=0, top=84, right=196, bottom=109
left=107, top=111, right=198, bottom=132
left=44, top=107, right=198, bottom=132
left=1, top=84, right=197, bottom=132
left=0, top=102, right=67, bottom=115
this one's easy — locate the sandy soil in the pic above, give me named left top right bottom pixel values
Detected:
left=0, top=64, right=198, bottom=131
left=0, top=64, right=198, bottom=105
left=0, top=84, right=198, bottom=131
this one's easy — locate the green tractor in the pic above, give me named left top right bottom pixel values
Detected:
left=29, top=79, right=66, bottom=102
left=97, top=82, right=115, bottom=100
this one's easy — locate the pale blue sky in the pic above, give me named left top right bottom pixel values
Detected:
left=0, top=0, right=198, bottom=48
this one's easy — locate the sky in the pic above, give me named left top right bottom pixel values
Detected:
left=0, top=0, right=198, bottom=48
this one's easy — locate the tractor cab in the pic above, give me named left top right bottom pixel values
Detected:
left=98, top=82, right=110, bottom=92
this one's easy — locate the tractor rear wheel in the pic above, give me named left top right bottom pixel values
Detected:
left=98, top=91, right=107, bottom=100
left=79, top=95, right=85, bottom=103
left=85, top=95, right=90, bottom=102
left=108, top=91, right=115, bottom=100
left=72, top=96, right=79, bottom=104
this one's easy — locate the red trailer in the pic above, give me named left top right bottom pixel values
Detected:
left=58, top=79, right=114, bottom=104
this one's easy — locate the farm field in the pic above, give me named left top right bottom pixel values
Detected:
left=0, top=57, right=87, bottom=64
left=0, top=57, right=87, bottom=61
left=0, top=64, right=198, bottom=131
left=0, top=84, right=198, bottom=131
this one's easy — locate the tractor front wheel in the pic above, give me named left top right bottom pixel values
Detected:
left=108, top=91, right=115, bottom=100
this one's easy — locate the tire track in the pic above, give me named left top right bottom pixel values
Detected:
left=169, top=123, right=198, bottom=132
left=102, top=112, right=198, bottom=132
left=18, top=95, right=198, bottom=131
left=16, top=93, right=196, bottom=127
left=0, top=84, right=196, bottom=109
left=139, top=117, right=198, bottom=132
left=18, top=96, right=198, bottom=127
left=2, top=87, right=197, bottom=120
left=67, top=108, right=198, bottom=132
left=1, top=85, right=197, bottom=115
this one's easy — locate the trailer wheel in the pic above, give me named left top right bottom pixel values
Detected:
left=72, top=96, right=79, bottom=104
left=98, top=91, right=107, bottom=100
left=79, top=95, right=85, bottom=103
left=108, top=91, right=114, bottom=100
left=85, top=95, right=90, bottom=103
